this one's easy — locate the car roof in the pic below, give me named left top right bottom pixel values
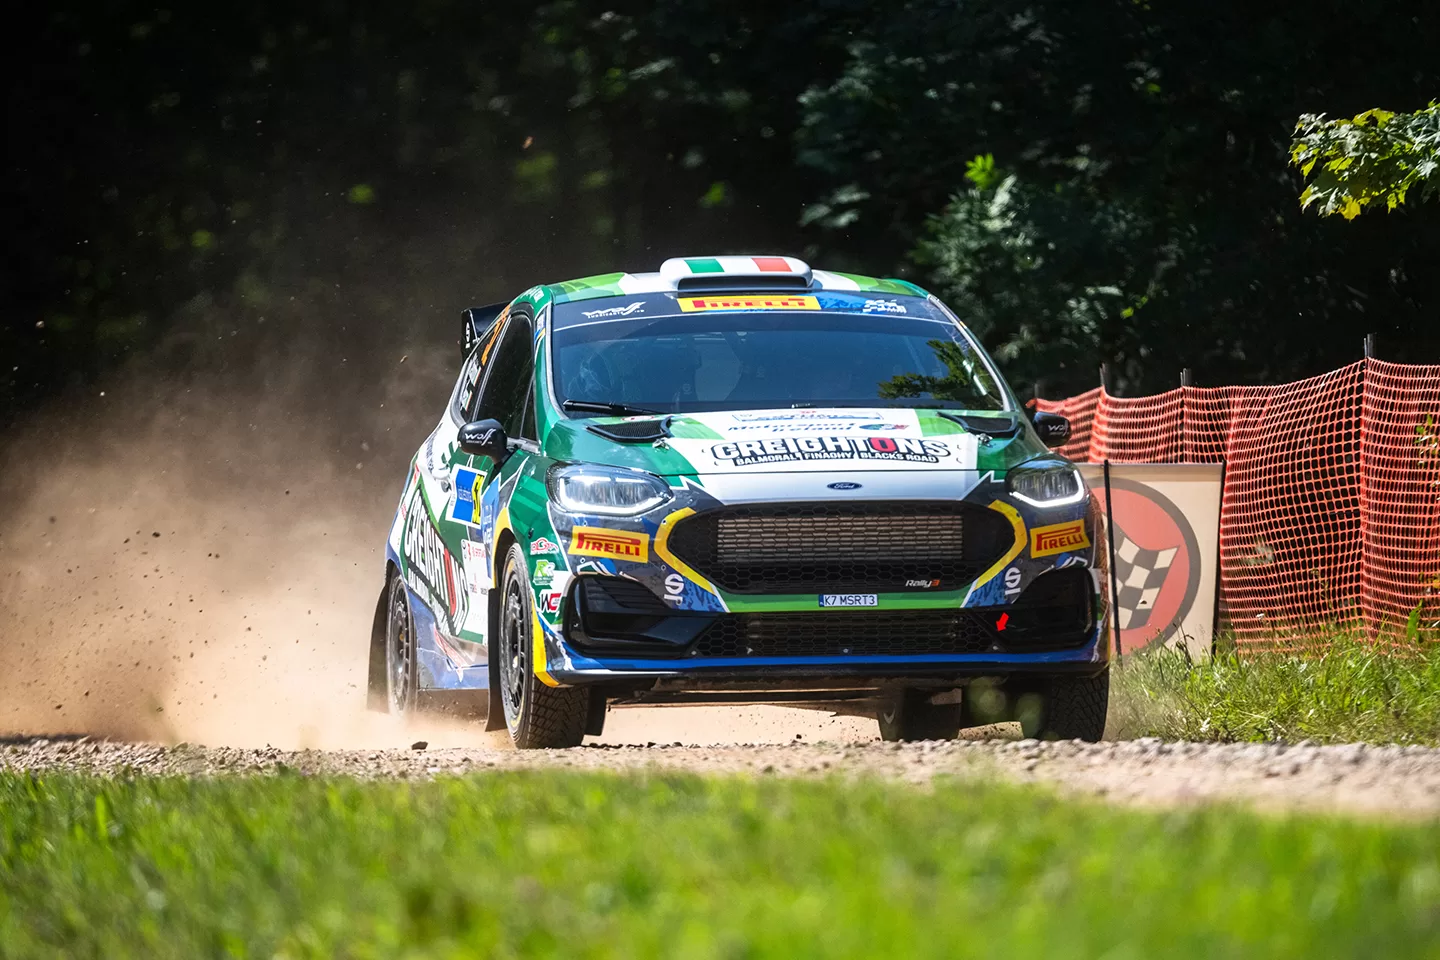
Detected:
left=544, top=255, right=929, bottom=304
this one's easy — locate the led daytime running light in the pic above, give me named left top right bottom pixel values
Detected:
left=548, top=464, right=671, bottom=516
left=1006, top=462, right=1085, bottom=508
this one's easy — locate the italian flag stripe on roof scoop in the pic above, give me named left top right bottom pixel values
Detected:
left=656, top=255, right=815, bottom=289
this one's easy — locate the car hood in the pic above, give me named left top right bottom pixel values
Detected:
left=543, top=406, right=1051, bottom=476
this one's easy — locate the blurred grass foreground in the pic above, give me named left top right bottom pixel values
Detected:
left=1111, top=635, right=1440, bottom=745
left=2, top=770, right=1439, bottom=957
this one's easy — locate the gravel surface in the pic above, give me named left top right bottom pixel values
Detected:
left=6, top=736, right=1440, bottom=819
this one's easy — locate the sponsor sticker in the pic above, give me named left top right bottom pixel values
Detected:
left=529, top=537, right=559, bottom=555
left=581, top=301, right=645, bottom=320
left=1030, top=519, right=1091, bottom=558
left=862, top=298, right=907, bottom=314
left=663, top=572, right=686, bottom=605
left=732, top=411, right=875, bottom=423
left=728, top=421, right=900, bottom=435
left=451, top=467, right=483, bottom=526
left=904, top=579, right=942, bottom=588
left=678, top=295, right=820, bottom=312
left=711, top=435, right=952, bottom=468
left=569, top=527, right=650, bottom=563
left=1003, top=565, right=1023, bottom=598
left=403, top=493, right=461, bottom=623
left=820, top=594, right=879, bottom=608
left=533, top=559, right=556, bottom=585
left=540, top=589, right=562, bottom=614
left=461, top=539, right=488, bottom=595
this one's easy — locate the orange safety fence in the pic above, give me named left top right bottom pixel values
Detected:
left=1034, top=360, right=1440, bottom=642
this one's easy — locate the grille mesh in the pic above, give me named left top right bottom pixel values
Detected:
left=691, top=610, right=998, bottom=658
left=667, top=501, right=1013, bottom=593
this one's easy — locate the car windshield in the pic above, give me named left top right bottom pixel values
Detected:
left=549, top=292, right=1010, bottom=415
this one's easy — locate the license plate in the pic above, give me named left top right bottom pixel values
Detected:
left=819, top=594, right=878, bottom=608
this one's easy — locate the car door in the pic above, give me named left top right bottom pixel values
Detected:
left=442, top=305, right=536, bottom=648
left=394, top=341, right=487, bottom=687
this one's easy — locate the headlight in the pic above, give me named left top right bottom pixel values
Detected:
left=1006, top=460, right=1085, bottom=507
left=547, top=464, right=672, bottom=516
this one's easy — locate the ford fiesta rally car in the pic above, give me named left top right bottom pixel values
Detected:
left=368, top=255, right=1110, bottom=747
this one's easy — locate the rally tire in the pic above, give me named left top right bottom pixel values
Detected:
left=497, top=543, right=589, bottom=749
left=877, top=689, right=962, bottom=742
left=385, top=574, right=419, bottom=715
left=1019, top=669, right=1109, bottom=742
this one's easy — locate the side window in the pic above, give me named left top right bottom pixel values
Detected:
left=471, top=312, right=534, bottom=426
left=452, top=347, right=484, bottom=421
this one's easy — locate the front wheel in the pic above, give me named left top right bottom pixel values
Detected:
left=877, top=689, right=962, bottom=741
left=1017, top=669, right=1109, bottom=742
left=496, top=543, right=590, bottom=748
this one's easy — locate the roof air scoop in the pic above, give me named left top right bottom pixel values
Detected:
left=660, top=256, right=814, bottom=293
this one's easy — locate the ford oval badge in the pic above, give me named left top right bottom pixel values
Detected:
left=827, top=481, right=863, bottom=491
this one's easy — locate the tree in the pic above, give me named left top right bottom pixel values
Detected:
left=1292, top=102, right=1440, bottom=218
left=796, top=1, right=1440, bottom=395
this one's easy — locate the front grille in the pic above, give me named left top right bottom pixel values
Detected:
left=667, top=501, right=1013, bottom=594
left=691, top=610, right=999, bottom=658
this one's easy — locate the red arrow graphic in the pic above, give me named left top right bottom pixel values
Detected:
left=996, top=612, right=1009, bottom=631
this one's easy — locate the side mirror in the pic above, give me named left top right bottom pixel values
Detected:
left=1031, top=411, right=1071, bottom=448
left=458, top=419, right=510, bottom=462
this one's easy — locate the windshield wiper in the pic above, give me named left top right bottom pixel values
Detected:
left=561, top=400, right=662, bottom=417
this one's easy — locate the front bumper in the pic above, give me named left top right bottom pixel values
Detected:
left=542, top=623, right=1109, bottom=687
left=530, top=468, right=1109, bottom=688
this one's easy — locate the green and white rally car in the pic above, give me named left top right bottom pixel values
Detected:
left=368, top=255, right=1110, bottom=747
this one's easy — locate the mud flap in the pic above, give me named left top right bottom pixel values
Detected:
left=484, top=645, right=505, bottom=730
left=585, top=692, right=607, bottom=737
left=366, top=584, right=389, bottom=712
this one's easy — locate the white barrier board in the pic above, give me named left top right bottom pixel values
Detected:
left=1078, top=463, right=1223, bottom=657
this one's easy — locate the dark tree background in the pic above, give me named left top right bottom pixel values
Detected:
left=4, top=0, right=1440, bottom=428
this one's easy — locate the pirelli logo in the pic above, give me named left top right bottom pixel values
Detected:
left=569, top=527, right=649, bottom=563
left=1030, top=520, right=1091, bottom=558
left=678, top=295, right=820, bottom=312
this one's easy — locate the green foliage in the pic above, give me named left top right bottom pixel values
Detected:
left=1111, top=636, right=1440, bottom=744
left=794, top=2, right=1440, bottom=395
left=8, top=3, right=1440, bottom=415
left=1292, top=102, right=1440, bottom=218
left=3, top=771, right=1440, bottom=956
left=914, top=158, right=1160, bottom=392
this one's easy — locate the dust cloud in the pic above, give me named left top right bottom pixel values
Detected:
left=0, top=366, right=876, bottom=749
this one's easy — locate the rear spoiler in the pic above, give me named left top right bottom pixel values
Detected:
left=461, top=303, right=507, bottom=357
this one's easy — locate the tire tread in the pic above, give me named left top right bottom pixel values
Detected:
left=1029, top=670, right=1109, bottom=741
left=516, top=683, right=589, bottom=749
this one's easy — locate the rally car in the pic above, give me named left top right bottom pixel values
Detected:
left=367, top=255, right=1110, bottom=747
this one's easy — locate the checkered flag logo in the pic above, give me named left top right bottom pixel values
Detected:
left=1112, top=524, right=1178, bottom=630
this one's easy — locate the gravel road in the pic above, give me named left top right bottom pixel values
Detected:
left=7, top=735, right=1440, bottom=820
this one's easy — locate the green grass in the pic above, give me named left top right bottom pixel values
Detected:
left=1111, top=636, right=1440, bottom=744
left=2, top=771, right=1438, bottom=958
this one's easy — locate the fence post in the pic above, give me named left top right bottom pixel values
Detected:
left=1103, top=459, right=1123, bottom=661
left=1180, top=368, right=1193, bottom=463
left=1364, top=334, right=1375, bottom=359
left=1099, top=363, right=1110, bottom=394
